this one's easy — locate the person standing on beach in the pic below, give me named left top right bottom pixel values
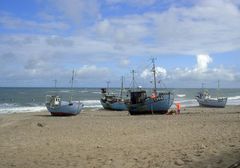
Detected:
left=175, top=103, right=181, bottom=114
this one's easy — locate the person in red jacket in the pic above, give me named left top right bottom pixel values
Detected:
left=175, top=103, right=181, bottom=114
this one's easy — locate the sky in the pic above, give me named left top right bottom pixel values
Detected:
left=0, top=0, right=240, bottom=88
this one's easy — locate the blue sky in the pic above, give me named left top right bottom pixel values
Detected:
left=0, top=0, right=239, bottom=88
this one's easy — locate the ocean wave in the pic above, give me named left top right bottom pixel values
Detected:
left=228, top=96, right=240, bottom=100
left=0, top=106, right=46, bottom=114
left=79, top=90, right=89, bottom=93
left=92, top=92, right=101, bottom=94
left=0, top=103, right=21, bottom=108
left=80, top=100, right=102, bottom=108
left=59, top=90, right=71, bottom=93
left=226, top=96, right=240, bottom=105
left=176, top=94, right=186, bottom=98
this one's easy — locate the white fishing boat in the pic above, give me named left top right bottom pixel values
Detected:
left=46, top=70, right=84, bottom=116
left=195, top=81, right=227, bottom=108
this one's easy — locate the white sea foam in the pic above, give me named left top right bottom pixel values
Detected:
left=177, top=94, right=186, bottom=98
left=79, top=90, right=89, bottom=93
left=0, top=103, right=20, bottom=108
left=92, top=92, right=101, bottom=94
left=81, top=100, right=102, bottom=108
left=176, top=99, right=199, bottom=107
left=59, top=90, right=71, bottom=93
left=226, top=96, right=240, bottom=105
left=228, top=96, right=240, bottom=100
left=0, top=105, right=46, bottom=114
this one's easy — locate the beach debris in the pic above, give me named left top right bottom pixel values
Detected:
left=37, top=122, right=44, bottom=127
left=96, top=145, right=103, bottom=148
left=174, top=159, right=185, bottom=166
left=200, top=144, right=207, bottom=149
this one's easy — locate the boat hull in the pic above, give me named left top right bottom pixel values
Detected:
left=100, top=99, right=128, bottom=111
left=196, top=97, right=227, bottom=108
left=46, top=101, right=84, bottom=116
left=128, top=92, right=174, bottom=115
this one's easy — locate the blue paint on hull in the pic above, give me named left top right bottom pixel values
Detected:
left=129, top=92, right=174, bottom=115
left=100, top=99, right=128, bottom=111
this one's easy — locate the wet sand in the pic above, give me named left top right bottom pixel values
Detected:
left=0, top=106, right=240, bottom=168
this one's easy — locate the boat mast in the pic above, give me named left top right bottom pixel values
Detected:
left=201, top=83, right=205, bottom=91
left=70, top=69, right=75, bottom=102
left=106, top=81, right=110, bottom=95
left=53, top=79, right=57, bottom=95
left=217, top=80, right=220, bottom=98
left=131, top=70, right=136, bottom=91
left=54, top=79, right=57, bottom=88
left=151, top=58, right=157, bottom=95
left=71, top=70, right=75, bottom=89
left=120, top=76, right=124, bottom=99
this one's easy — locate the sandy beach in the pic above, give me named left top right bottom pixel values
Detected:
left=0, top=106, right=239, bottom=168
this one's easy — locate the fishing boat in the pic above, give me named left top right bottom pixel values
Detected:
left=195, top=81, right=227, bottom=108
left=100, top=77, right=128, bottom=111
left=46, top=70, right=84, bottom=116
left=128, top=59, right=174, bottom=115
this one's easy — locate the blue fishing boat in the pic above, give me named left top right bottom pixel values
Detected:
left=46, top=95, right=84, bottom=116
left=100, top=77, right=128, bottom=111
left=128, top=59, right=174, bottom=115
left=46, top=70, right=84, bottom=116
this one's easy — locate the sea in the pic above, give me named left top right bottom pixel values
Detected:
left=0, top=87, right=240, bottom=114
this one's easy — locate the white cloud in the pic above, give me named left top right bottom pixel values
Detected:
left=120, top=59, right=130, bottom=66
left=76, top=65, right=110, bottom=79
left=140, top=67, right=167, bottom=79
left=169, top=54, right=236, bottom=82
left=46, top=0, right=100, bottom=23
left=195, top=54, right=212, bottom=72
left=93, top=0, right=240, bottom=55
left=0, top=0, right=240, bottom=87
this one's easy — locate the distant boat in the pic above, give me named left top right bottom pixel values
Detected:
left=46, top=70, right=84, bottom=116
left=100, top=77, right=128, bottom=111
left=128, top=59, right=174, bottom=115
left=195, top=81, right=227, bottom=108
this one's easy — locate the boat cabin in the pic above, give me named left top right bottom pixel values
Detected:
left=50, top=96, right=60, bottom=106
left=101, top=88, right=107, bottom=94
left=130, top=90, right=147, bottom=104
left=46, top=95, right=61, bottom=106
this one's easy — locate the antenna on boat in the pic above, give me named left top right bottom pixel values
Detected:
left=106, top=81, right=110, bottom=94
left=120, top=76, right=124, bottom=99
left=54, top=79, right=57, bottom=88
left=69, top=69, right=75, bottom=102
left=131, top=70, right=136, bottom=91
left=217, top=80, right=220, bottom=98
left=201, top=83, right=206, bottom=91
left=71, top=69, right=75, bottom=89
left=53, top=79, right=58, bottom=95
left=151, top=58, right=157, bottom=95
